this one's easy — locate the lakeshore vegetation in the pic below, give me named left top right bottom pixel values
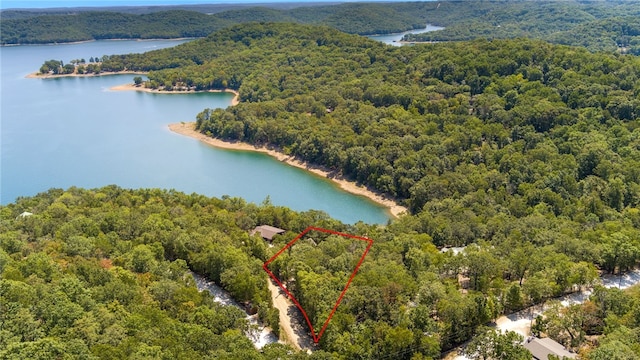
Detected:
left=0, top=2, right=431, bottom=45
left=15, top=13, right=640, bottom=360
left=401, top=1, right=640, bottom=54
left=2, top=0, right=640, bottom=52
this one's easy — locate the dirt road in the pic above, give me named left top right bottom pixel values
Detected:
left=452, top=269, right=640, bottom=359
left=268, top=279, right=315, bottom=352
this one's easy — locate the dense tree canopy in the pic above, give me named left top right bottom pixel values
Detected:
left=108, top=23, right=640, bottom=238
left=403, top=0, right=640, bottom=54
left=0, top=2, right=432, bottom=45
left=0, top=187, right=275, bottom=359
left=1, top=10, right=231, bottom=44
left=531, top=284, right=640, bottom=357
left=0, top=187, right=461, bottom=358
left=5, top=0, right=640, bottom=51
left=14, top=12, right=640, bottom=359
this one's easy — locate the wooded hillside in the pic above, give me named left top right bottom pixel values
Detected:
left=403, top=0, right=640, bottom=54
left=0, top=2, right=431, bottom=45
left=104, top=22, right=640, bottom=226
left=22, top=21, right=640, bottom=358
left=4, top=0, right=640, bottom=51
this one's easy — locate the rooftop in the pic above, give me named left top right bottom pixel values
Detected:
left=523, top=337, right=576, bottom=360
left=251, top=225, right=286, bottom=241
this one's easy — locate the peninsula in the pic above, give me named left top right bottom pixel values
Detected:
left=109, top=79, right=405, bottom=217
left=168, top=121, right=408, bottom=218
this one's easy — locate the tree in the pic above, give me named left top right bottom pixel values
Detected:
left=588, top=340, right=637, bottom=360
left=541, top=302, right=586, bottom=349
left=508, top=243, right=534, bottom=286
left=600, top=233, right=640, bottom=275
left=220, top=264, right=260, bottom=303
left=464, top=244, right=502, bottom=293
left=133, top=76, right=143, bottom=86
left=522, top=274, right=554, bottom=306
left=463, top=327, right=530, bottom=360
left=504, top=283, right=524, bottom=313
left=590, top=286, right=633, bottom=318
left=39, top=59, right=62, bottom=75
left=0, top=337, right=87, bottom=360
left=128, top=244, right=158, bottom=273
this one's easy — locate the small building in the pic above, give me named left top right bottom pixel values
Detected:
left=251, top=225, right=285, bottom=241
left=523, top=337, right=576, bottom=360
left=16, top=211, right=33, bottom=220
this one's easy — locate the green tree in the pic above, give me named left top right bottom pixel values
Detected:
left=463, top=327, right=530, bottom=360
left=588, top=340, right=637, bottom=360
left=505, top=283, right=524, bottom=313
left=541, top=302, right=586, bottom=349
left=600, top=233, right=640, bottom=275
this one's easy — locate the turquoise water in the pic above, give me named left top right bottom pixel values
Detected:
left=0, top=40, right=391, bottom=224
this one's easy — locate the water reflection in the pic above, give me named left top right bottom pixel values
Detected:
left=367, top=24, right=444, bottom=46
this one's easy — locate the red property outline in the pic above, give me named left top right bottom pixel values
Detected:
left=262, top=226, right=373, bottom=343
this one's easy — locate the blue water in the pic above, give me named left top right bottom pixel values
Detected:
left=0, top=40, right=391, bottom=224
left=367, top=24, right=444, bottom=46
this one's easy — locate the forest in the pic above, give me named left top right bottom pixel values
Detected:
left=402, top=1, right=640, bottom=54
left=20, top=20, right=640, bottom=358
left=2, top=182, right=639, bottom=359
left=3, top=0, right=640, bottom=51
left=0, top=2, right=430, bottom=45
left=0, top=3, right=298, bottom=19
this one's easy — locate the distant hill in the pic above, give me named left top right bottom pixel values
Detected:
left=4, top=0, right=640, bottom=50
left=0, top=2, right=335, bottom=18
left=401, top=0, right=640, bottom=54
left=0, top=2, right=431, bottom=44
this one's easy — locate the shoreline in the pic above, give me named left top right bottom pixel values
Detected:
left=110, top=83, right=240, bottom=105
left=367, top=24, right=444, bottom=37
left=168, top=122, right=408, bottom=219
left=3, top=39, right=95, bottom=47
left=26, top=70, right=147, bottom=79
left=28, top=71, right=240, bottom=105
left=396, top=41, right=441, bottom=45
left=27, top=67, right=402, bottom=217
left=4, top=37, right=197, bottom=47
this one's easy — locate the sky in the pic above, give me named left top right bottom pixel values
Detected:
left=1, top=0, right=415, bottom=10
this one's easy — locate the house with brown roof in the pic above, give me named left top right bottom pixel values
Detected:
left=251, top=225, right=286, bottom=241
left=523, top=337, right=577, bottom=360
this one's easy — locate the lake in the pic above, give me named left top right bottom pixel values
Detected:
left=367, top=24, right=444, bottom=46
left=0, top=40, right=391, bottom=224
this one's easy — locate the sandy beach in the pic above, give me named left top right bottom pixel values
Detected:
left=110, top=83, right=240, bottom=105
left=29, top=68, right=403, bottom=217
left=28, top=70, right=240, bottom=105
left=169, top=122, right=408, bottom=218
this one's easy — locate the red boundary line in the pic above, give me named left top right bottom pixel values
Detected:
left=263, top=226, right=373, bottom=343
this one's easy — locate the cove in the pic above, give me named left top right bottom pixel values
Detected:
left=366, top=24, right=444, bottom=46
left=0, top=40, right=391, bottom=224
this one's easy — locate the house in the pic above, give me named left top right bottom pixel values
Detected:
left=250, top=225, right=285, bottom=241
left=523, top=337, right=576, bottom=360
